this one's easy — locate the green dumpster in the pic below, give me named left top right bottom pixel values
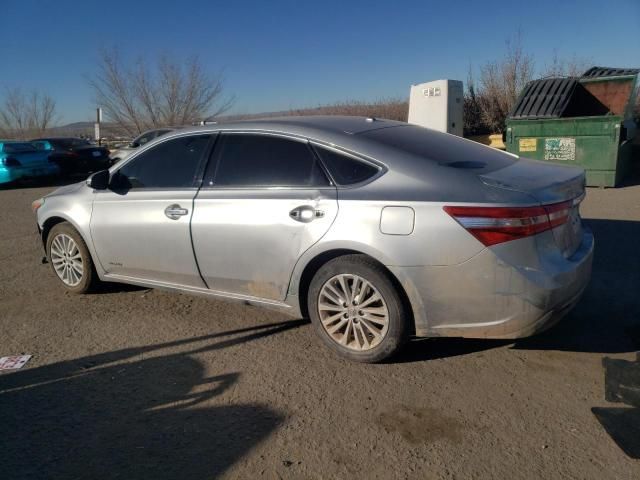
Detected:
left=505, top=67, right=640, bottom=187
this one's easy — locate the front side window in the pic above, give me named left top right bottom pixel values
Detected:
left=313, top=146, right=380, bottom=185
left=113, top=134, right=211, bottom=189
left=207, top=134, right=330, bottom=187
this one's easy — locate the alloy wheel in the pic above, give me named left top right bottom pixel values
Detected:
left=317, top=274, right=389, bottom=351
left=50, top=233, right=84, bottom=287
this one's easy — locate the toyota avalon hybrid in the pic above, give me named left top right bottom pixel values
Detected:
left=32, top=116, right=593, bottom=362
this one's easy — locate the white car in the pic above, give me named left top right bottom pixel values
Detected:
left=109, top=128, right=174, bottom=163
left=33, top=116, right=593, bottom=362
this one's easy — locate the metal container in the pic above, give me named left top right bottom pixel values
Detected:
left=505, top=67, right=640, bottom=187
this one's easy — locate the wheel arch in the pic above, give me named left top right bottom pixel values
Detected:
left=296, top=249, right=416, bottom=334
left=41, top=215, right=68, bottom=248
left=40, top=214, right=103, bottom=275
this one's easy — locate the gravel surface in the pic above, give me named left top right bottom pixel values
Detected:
left=1, top=178, right=639, bottom=479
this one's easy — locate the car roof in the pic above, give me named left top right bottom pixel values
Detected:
left=138, top=128, right=175, bottom=135
left=31, top=137, right=84, bottom=142
left=118, top=115, right=529, bottom=203
left=175, top=115, right=406, bottom=137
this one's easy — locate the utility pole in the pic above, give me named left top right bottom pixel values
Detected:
left=95, top=108, right=102, bottom=145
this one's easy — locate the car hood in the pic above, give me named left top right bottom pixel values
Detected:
left=47, top=180, right=86, bottom=198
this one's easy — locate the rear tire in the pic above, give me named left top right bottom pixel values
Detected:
left=46, top=222, right=99, bottom=294
left=308, top=254, right=409, bottom=363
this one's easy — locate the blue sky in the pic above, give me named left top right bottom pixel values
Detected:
left=1, top=0, right=639, bottom=124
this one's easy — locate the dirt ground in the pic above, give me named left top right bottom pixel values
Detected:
left=0, top=177, right=639, bottom=479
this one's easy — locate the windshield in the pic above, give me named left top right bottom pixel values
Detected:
left=2, top=142, right=38, bottom=153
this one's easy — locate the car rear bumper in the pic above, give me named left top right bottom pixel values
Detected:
left=389, top=228, right=594, bottom=339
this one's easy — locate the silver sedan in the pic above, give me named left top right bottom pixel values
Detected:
left=33, top=116, right=593, bottom=362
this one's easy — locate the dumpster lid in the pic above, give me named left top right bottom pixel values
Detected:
left=582, top=66, right=640, bottom=78
left=509, top=77, right=578, bottom=119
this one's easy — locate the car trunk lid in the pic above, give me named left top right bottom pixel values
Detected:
left=479, top=157, right=586, bottom=257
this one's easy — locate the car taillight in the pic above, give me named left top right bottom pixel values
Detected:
left=443, top=201, right=572, bottom=246
left=2, top=157, right=21, bottom=167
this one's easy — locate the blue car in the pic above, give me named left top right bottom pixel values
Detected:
left=0, top=141, right=59, bottom=185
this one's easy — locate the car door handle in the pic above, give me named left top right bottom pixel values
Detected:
left=165, top=204, right=189, bottom=220
left=289, top=206, right=324, bottom=223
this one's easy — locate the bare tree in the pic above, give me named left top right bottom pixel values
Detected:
left=89, top=49, right=234, bottom=135
left=464, top=33, right=596, bottom=134
left=475, top=32, right=535, bottom=132
left=0, top=88, right=58, bottom=139
left=463, top=67, right=487, bottom=136
left=542, top=50, right=591, bottom=78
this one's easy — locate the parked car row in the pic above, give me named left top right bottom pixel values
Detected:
left=1, top=137, right=111, bottom=186
left=0, top=141, right=59, bottom=185
left=1, top=128, right=181, bottom=186
left=34, top=138, right=111, bottom=175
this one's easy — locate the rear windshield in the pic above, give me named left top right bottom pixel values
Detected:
left=2, top=142, right=37, bottom=153
left=360, top=125, right=517, bottom=172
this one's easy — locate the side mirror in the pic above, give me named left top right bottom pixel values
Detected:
left=129, top=141, right=139, bottom=148
left=86, top=169, right=110, bottom=190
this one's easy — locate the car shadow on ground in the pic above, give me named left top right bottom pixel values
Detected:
left=92, top=281, right=150, bottom=294
left=619, top=147, right=640, bottom=188
left=395, top=217, right=640, bottom=460
left=592, top=353, right=640, bottom=459
left=394, top=337, right=510, bottom=363
left=398, top=218, right=640, bottom=363
left=513, top=218, right=640, bottom=355
left=513, top=218, right=640, bottom=461
left=0, top=319, right=306, bottom=479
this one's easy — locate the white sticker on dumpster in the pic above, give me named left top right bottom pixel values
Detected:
left=544, top=138, right=575, bottom=161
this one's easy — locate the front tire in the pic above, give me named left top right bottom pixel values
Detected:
left=46, top=222, right=98, bottom=293
left=308, top=254, right=409, bottom=363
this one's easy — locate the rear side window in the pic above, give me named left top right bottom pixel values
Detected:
left=207, top=134, right=330, bottom=187
left=313, top=146, right=379, bottom=185
left=113, top=134, right=211, bottom=189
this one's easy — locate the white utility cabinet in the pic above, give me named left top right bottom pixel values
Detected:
left=408, top=79, right=464, bottom=136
